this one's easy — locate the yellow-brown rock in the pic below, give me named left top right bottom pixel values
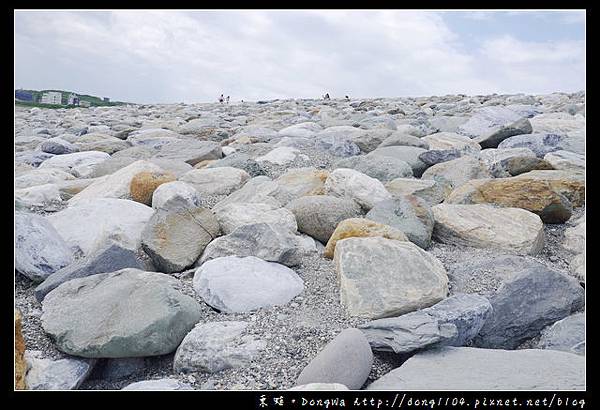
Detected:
left=193, top=159, right=217, bottom=169
left=324, top=218, right=408, bottom=259
left=274, top=167, right=329, bottom=199
left=513, top=170, right=585, bottom=207
left=15, top=309, right=27, bottom=390
left=446, top=177, right=572, bottom=223
left=130, top=171, right=176, bottom=205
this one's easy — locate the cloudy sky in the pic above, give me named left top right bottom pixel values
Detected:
left=14, top=10, right=585, bottom=104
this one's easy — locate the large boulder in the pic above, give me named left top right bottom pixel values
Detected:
left=215, top=202, right=297, bottom=235
left=193, top=256, right=304, bottom=313
left=151, top=181, right=201, bottom=211
left=366, top=195, right=434, bottom=249
left=432, top=204, right=544, bottom=255
left=385, top=177, right=451, bottom=206
left=41, top=269, right=202, bottom=358
left=334, top=237, right=448, bottom=319
left=335, top=155, right=413, bottom=182
left=513, top=170, right=585, bottom=207
left=15, top=212, right=73, bottom=282
left=273, top=167, right=329, bottom=200
left=378, top=133, right=429, bottom=149
left=324, top=168, right=392, bottom=211
left=422, top=132, right=481, bottom=154
left=151, top=140, right=222, bottom=165
left=359, top=294, right=492, bottom=353
left=39, top=137, right=80, bottom=155
left=544, top=150, right=585, bottom=172
left=445, top=177, right=573, bottom=223
left=477, top=147, right=552, bottom=177
left=178, top=167, right=250, bottom=196
left=457, top=106, right=533, bottom=148
left=46, top=198, right=155, bottom=257
left=68, top=160, right=164, bottom=205
left=473, top=266, right=584, bottom=349
left=367, top=346, right=584, bottom=390
left=296, top=328, right=373, bottom=389
left=199, top=223, right=312, bottom=267
left=15, top=168, right=75, bottom=190
left=497, top=133, right=571, bottom=157
left=141, top=207, right=220, bottom=273
left=368, top=146, right=428, bottom=177
left=38, top=151, right=110, bottom=178
left=537, top=313, right=585, bottom=356
left=15, top=183, right=63, bottom=212
left=173, top=321, right=266, bottom=373
left=286, top=195, right=362, bottom=243
left=421, top=156, right=491, bottom=190
left=35, top=238, right=149, bottom=302
left=129, top=170, right=176, bottom=205
left=324, top=218, right=408, bottom=259
left=212, top=176, right=283, bottom=211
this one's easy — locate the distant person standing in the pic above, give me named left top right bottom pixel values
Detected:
left=226, top=96, right=230, bottom=104
left=324, top=93, right=330, bottom=100
left=219, top=94, right=224, bottom=103
left=345, top=95, right=350, bottom=101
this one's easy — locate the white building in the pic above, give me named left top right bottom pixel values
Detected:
left=40, top=91, right=62, bottom=105
left=67, top=93, right=80, bottom=105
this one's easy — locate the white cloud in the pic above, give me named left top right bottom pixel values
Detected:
left=14, top=10, right=585, bottom=103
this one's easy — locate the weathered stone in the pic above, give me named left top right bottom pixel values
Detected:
left=39, top=137, right=80, bottom=155
left=256, top=146, right=308, bottom=165
left=369, top=146, right=429, bottom=177
left=367, top=346, right=584, bottom=390
left=98, top=358, right=147, bottom=381
left=129, top=170, right=176, bottom=205
left=421, top=156, right=491, bottom=190
left=174, top=321, right=266, bottom=373
left=15, top=168, right=75, bottom=190
left=473, top=266, right=584, bottom=349
left=422, top=132, right=481, bottom=154
left=16, top=212, right=73, bottom=282
left=41, top=269, right=202, bottom=358
left=378, top=133, right=429, bottom=149
left=24, top=351, right=94, bottom=390
left=324, top=218, right=408, bottom=259
left=193, top=256, right=304, bottom=313
left=199, top=223, right=312, bottom=267
left=151, top=140, right=222, bottom=165
left=273, top=167, right=329, bottom=200
left=457, top=106, right=533, bottom=148
left=35, top=238, right=149, bottom=302
left=513, top=170, right=585, bottom=207
left=359, top=294, right=492, bottom=353
left=38, top=151, right=110, bottom=178
left=179, top=167, right=250, bottom=196
left=296, top=328, right=373, bottom=389
left=498, top=133, right=570, bottom=157
left=334, top=237, right=448, bottom=319
left=215, top=202, right=297, bottom=235
left=418, top=149, right=462, bottom=166
left=537, top=313, right=585, bottom=356
left=324, top=168, right=392, bottom=211
left=385, top=177, right=451, bottom=206
left=544, top=150, right=585, bottom=172
left=151, top=181, right=202, bottom=211
left=335, top=155, right=413, bottom=182
left=432, top=204, right=545, bottom=255
left=47, top=198, right=154, bottom=257
left=366, top=195, right=434, bottom=249
left=141, top=207, right=220, bottom=273
left=286, top=195, right=362, bottom=243
left=445, top=177, right=573, bottom=223
left=213, top=176, right=283, bottom=211
left=15, top=183, right=63, bottom=211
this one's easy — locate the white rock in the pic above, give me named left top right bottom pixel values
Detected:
left=38, top=151, right=111, bottom=178
left=152, top=181, right=201, bottom=210
left=179, top=167, right=250, bottom=196
left=256, top=147, right=308, bottom=165
left=214, top=202, right=297, bottom=234
left=324, top=168, right=392, bottom=211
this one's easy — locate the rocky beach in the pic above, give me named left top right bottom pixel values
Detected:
left=14, top=92, right=586, bottom=390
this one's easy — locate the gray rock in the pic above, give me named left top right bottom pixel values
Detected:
left=378, top=133, right=429, bottom=149
left=544, top=150, right=585, bottom=172
left=367, top=346, right=585, bottom=390
left=39, top=137, right=80, bottom=155
left=296, top=328, right=373, bottom=389
left=25, top=351, right=95, bottom=390
left=366, top=195, right=434, bottom=249
left=174, top=321, right=267, bottom=373
left=206, top=152, right=266, bottom=176
left=359, top=294, right=492, bottom=353
left=334, top=237, right=448, bottom=319
left=122, top=378, right=194, bottom=390
left=198, top=223, right=312, bottom=267
left=15, top=212, right=73, bottom=282
left=421, top=156, right=491, bottom=190
left=498, top=133, right=569, bottom=157
left=537, top=313, right=585, bottom=355
left=324, top=168, right=392, bottom=211
left=41, top=269, right=202, bottom=358
left=215, top=202, right=297, bottom=235
left=151, top=140, right=222, bottom=165
left=193, top=256, right=304, bottom=313
left=286, top=195, right=362, bottom=243
left=179, top=167, right=250, bottom=196
left=315, top=134, right=361, bottom=157
left=141, top=207, right=220, bottom=273
left=151, top=181, right=201, bottom=211
left=369, top=146, right=429, bottom=177
left=418, top=149, right=462, bottom=166
left=473, top=266, right=584, bottom=349
left=14, top=183, right=63, bottom=212
left=212, top=176, right=283, bottom=211
left=457, top=106, right=533, bottom=148
left=39, top=151, right=111, bottom=178
left=335, top=155, right=413, bottom=182
left=35, top=238, right=149, bottom=302
left=385, top=177, right=451, bottom=206
left=14, top=150, right=55, bottom=167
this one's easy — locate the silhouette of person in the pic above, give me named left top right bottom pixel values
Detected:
left=219, top=94, right=224, bottom=103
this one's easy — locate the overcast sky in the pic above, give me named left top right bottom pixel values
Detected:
left=14, top=10, right=585, bottom=104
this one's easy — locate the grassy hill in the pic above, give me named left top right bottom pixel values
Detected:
left=15, top=89, right=130, bottom=108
